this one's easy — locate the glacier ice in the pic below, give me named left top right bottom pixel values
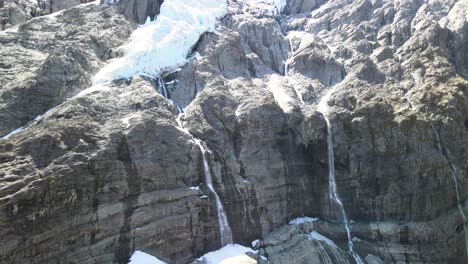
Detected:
left=93, top=0, right=228, bottom=84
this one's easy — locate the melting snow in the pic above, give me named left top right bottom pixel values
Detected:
left=251, top=239, right=260, bottom=248
left=0, top=127, right=24, bottom=140
left=121, top=113, right=141, bottom=128
left=317, top=87, right=334, bottom=114
left=93, top=0, right=228, bottom=84
left=76, top=84, right=111, bottom=97
left=288, top=217, right=319, bottom=225
left=307, top=231, right=338, bottom=248
left=197, top=244, right=256, bottom=264
left=129, top=251, right=166, bottom=264
left=268, top=74, right=295, bottom=112
left=246, top=0, right=287, bottom=14
left=0, top=105, right=60, bottom=141
left=352, top=237, right=364, bottom=242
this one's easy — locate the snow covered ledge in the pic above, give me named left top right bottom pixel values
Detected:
left=129, top=245, right=256, bottom=264
left=93, top=0, right=228, bottom=84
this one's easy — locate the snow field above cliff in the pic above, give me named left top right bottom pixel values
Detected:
left=93, top=0, right=227, bottom=84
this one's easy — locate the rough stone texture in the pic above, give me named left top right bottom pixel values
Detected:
left=44, top=0, right=86, bottom=14
left=0, top=0, right=37, bottom=30
left=1, top=0, right=468, bottom=263
left=283, top=0, right=325, bottom=15
left=256, top=221, right=354, bottom=264
left=0, top=78, right=222, bottom=264
left=0, top=0, right=94, bottom=30
left=0, top=3, right=134, bottom=137
left=172, top=0, right=468, bottom=262
left=180, top=75, right=328, bottom=244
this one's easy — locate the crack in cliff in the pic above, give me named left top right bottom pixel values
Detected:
left=184, top=197, right=197, bottom=257
left=113, top=135, right=141, bottom=264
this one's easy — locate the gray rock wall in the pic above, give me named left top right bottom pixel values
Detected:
left=117, top=0, right=163, bottom=24
left=1, top=0, right=468, bottom=263
left=0, top=3, right=134, bottom=137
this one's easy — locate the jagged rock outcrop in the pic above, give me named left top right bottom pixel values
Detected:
left=0, top=0, right=37, bottom=30
left=1, top=0, right=468, bottom=263
left=257, top=221, right=354, bottom=264
left=0, top=0, right=94, bottom=30
left=44, top=0, right=89, bottom=14
left=117, top=0, right=163, bottom=24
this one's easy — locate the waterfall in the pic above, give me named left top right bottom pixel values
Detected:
left=430, top=124, right=468, bottom=257
left=318, top=90, right=363, bottom=264
left=194, top=139, right=233, bottom=246
left=284, top=37, right=293, bottom=76
left=406, top=93, right=468, bottom=257
left=157, top=78, right=169, bottom=98
left=176, top=114, right=233, bottom=246
left=284, top=36, right=304, bottom=104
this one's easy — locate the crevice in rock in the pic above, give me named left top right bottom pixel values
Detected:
left=184, top=197, right=197, bottom=258
left=113, top=135, right=141, bottom=264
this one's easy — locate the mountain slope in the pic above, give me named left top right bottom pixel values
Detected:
left=0, top=0, right=467, bottom=263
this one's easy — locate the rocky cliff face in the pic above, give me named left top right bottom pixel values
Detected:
left=1, top=0, right=468, bottom=263
left=0, top=2, right=134, bottom=137
left=0, top=0, right=94, bottom=30
left=117, top=0, right=163, bottom=24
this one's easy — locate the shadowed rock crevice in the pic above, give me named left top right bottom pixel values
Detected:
left=117, top=0, right=163, bottom=24
left=114, top=135, right=142, bottom=264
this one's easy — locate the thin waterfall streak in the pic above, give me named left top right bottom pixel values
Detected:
left=285, top=36, right=304, bottom=104
left=284, top=37, right=293, bottom=77
left=195, top=139, right=233, bottom=246
left=176, top=113, right=233, bottom=246
left=176, top=104, right=183, bottom=114
left=158, top=77, right=168, bottom=98
left=319, top=90, right=363, bottom=264
left=430, top=124, right=468, bottom=256
left=406, top=94, right=468, bottom=257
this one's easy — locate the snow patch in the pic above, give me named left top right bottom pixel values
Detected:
left=288, top=217, right=319, bottom=225
left=129, top=251, right=167, bottom=264
left=0, top=105, right=60, bottom=141
left=246, top=0, right=287, bottom=14
left=307, top=231, right=338, bottom=248
left=268, top=74, right=295, bottom=113
left=121, top=113, right=141, bottom=128
left=251, top=239, right=260, bottom=248
left=0, top=127, right=24, bottom=140
left=197, top=244, right=256, bottom=264
left=317, top=87, right=334, bottom=114
left=352, top=237, right=364, bottom=242
left=93, top=0, right=227, bottom=84
left=76, top=84, right=111, bottom=97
